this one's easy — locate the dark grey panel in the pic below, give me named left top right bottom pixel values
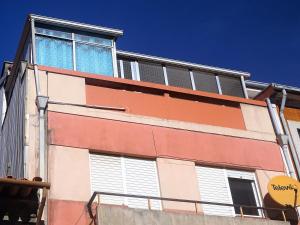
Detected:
left=166, top=66, right=192, bottom=89
left=138, top=62, right=165, bottom=85
left=117, top=60, right=121, bottom=78
left=0, top=65, right=25, bottom=178
left=193, top=71, right=218, bottom=93
left=219, top=75, right=244, bottom=98
left=122, top=60, right=133, bottom=80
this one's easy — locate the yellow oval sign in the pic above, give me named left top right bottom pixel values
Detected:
left=268, top=176, right=300, bottom=207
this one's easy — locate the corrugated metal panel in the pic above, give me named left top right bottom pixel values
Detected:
left=166, top=66, right=192, bottom=89
left=195, top=166, right=234, bottom=216
left=219, top=76, right=244, bottom=97
left=192, top=71, right=218, bottom=93
left=124, top=157, right=161, bottom=210
left=117, top=60, right=122, bottom=78
left=122, top=59, right=133, bottom=80
left=0, top=67, right=25, bottom=178
left=90, top=154, right=125, bottom=205
left=138, top=61, right=165, bottom=85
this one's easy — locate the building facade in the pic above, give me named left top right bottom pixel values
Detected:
left=0, top=15, right=296, bottom=225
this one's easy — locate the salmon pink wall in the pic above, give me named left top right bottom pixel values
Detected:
left=86, top=85, right=246, bottom=129
left=48, top=112, right=284, bottom=172
left=48, top=199, right=91, bottom=225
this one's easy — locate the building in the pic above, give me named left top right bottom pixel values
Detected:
left=0, top=14, right=296, bottom=225
left=246, top=81, right=300, bottom=180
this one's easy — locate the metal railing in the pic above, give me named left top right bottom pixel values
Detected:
left=87, top=191, right=290, bottom=222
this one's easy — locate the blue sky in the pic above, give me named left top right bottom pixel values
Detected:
left=1, top=0, right=300, bottom=87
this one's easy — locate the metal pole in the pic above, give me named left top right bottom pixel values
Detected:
left=266, top=98, right=295, bottom=177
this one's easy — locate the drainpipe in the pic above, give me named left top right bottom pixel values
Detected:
left=266, top=98, right=295, bottom=178
left=30, top=17, right=49, bottom=225
left=279, top=89, right=300, bottom=178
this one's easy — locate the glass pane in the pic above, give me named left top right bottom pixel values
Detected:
left=75, top=32, right=112, bottom=46
left=36, top=36, right=73, bottom=70
left=35, top=25, right=72, bottom=39
left=76, top=43, right=113, bottom=76
left=228, top=178, right=259, bottom=216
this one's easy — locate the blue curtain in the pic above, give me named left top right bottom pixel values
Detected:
left=36, top=36, right=73, bottom=69
left=76, top=43, right=113, bottom=76
left=75, top=33, right=112, bottom=46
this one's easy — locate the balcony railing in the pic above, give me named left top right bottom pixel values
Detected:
left=87, top=191, right=292, bottom=223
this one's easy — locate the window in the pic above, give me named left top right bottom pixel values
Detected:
left=36, top=36, right=73, bottom=70
left=228, top=178, right=259, bottom=216
left=196, top=166, right=261, bottom=217
left=90, top=154, right=161, bottom=210
left=35, top=24, right=114, bottom=76
left=298, top=129, right=300, bottom=139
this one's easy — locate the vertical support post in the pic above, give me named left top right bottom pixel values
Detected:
left=195, top=202, right=198, bottom=213
left=36, top=187, right=47, bottom=225
left=240, top=206, right=244, bottom=218
left=147, top=198, right=151, bottom=210
left=72, top=33, right=76, bottom=71
left=120, top=60, right=124, bottom=78
left=189, top=71, right=196, bottom=90
left=215, top=75, right=222, bottom=95
left=240, top=76, right=249, bottom=99
left=163, top=66, right=169, bottom=86
left=112, top=40, right=118, bottom=78
left=282, top=210, right=287, bottom=222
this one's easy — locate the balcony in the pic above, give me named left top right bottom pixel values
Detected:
left=87, top=192, right=295, bottom=225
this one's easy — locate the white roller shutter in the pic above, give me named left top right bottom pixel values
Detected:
left=90, top=154, right=125, bottom=205
left=226, top=169, right=255, bottom=180
left=195, top=166, right=234, bottom=216
left=124, top=157, right=161, bottom=210
left=90, top=154, right=161, bottom=210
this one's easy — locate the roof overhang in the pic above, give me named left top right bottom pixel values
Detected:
left=255, top=83, right=300, bottom=109
left=29, top=14, right=123, bottom=37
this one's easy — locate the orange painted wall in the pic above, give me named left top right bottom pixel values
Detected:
left=86, top=85, right=246, bottom=129
left=48, top=112, right=284, bottom=172
left=284, top=107, right=300, bottom=122
left=48, top=199, right=92, bottom=225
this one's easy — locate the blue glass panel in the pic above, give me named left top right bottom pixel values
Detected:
left=35, top=26, right=72, bottom=39
left=36, top=36, right=73, bottom=69
left=75, top=33, right=112, bottom=46
left=76, top=43, right=113, bottom=76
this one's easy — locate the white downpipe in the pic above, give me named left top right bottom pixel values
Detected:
left=266, top=98, right=295, bottom=178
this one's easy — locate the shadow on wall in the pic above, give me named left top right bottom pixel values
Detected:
left=263, top=194, right=298, bottom=225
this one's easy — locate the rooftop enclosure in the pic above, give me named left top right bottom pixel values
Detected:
left=18, top=14, right=249, bottom=100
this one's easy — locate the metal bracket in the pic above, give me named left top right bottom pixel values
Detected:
left=36, top=96, right=49, bottom=110
left=277, top=134, right=289, bottom=146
